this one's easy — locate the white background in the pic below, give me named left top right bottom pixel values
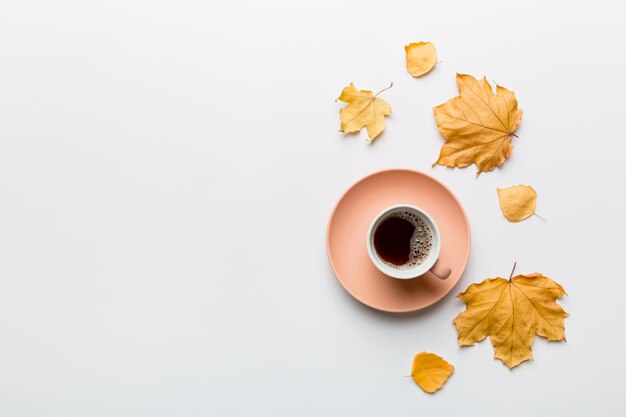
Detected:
left=1, top=0, right=625, bottom=415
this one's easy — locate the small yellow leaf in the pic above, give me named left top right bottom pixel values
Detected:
left=497, top=185, right=537, bottom=222
left=337, top=83, right=392, bottom=142
left=410, top=352, right=454, bottom=393
left=433, top=73, right=523, bottom=176
left=405, top=42, right=437, bottom=77
left=454, top=272, right=568, bottom=369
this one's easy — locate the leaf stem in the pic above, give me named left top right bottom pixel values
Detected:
left=374, top=82, right=394, bottom=97
left=511, top=133, right=519, bottom=138
left=509, top=261, right=517, bottom=281
left=534, top=212, right=546, bottom=222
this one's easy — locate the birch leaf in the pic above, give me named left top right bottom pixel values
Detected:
left=405, top=42, right=437, bottom=77
left=497, top=185, right=537, bottom=222
left=410, top=352, right=454, bottom=393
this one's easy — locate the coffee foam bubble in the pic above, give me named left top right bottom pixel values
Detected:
left=381, top=210, right=433, bottom=270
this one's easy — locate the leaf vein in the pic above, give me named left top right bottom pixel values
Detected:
left=511, top=282, right=560, bottom=333
left=459, top=76, right=508, bottom=130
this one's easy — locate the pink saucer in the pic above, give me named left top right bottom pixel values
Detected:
left=326, top=169, right=471, bottom=313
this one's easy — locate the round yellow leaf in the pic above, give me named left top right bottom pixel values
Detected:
left=405, top=42, right=437, bottom=77
left=410, top=352, right=454, bottom=393
left=497, top=185, right=537, bottom=222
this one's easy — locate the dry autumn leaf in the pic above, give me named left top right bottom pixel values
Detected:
left=337, top=83, right=392, bottom=143
left=405, top=42, right=437, bottom=77
left=410, top=352, right=454, bottom=393
left=433, top=74, right=523, bottom=176
left=454, top=266, right=568, bottom=369
left=498, top=185, right=537, bottom=222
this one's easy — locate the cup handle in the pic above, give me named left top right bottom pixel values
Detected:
left=429, top=259, right=451, bottom=280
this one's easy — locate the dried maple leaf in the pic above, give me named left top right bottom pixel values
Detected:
left=410, top=352, right=454, bottom=393
left=405, top=42, right=437, bottom=77
left=454, top=267, right=568, bottom=369
left=497, top=185, right=537, bottom=222
left=433, top=74, right=523, bottom=176
left=337, top=83, right=392, bottom=143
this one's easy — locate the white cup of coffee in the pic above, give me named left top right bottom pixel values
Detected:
left=366, top=204, right=451, bottom=280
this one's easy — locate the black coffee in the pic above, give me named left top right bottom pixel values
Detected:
left=373, top=217, right=414, bottom=265
left=373, top=211, right=433, bottom=269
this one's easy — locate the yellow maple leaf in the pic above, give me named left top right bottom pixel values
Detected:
left=497, top=185, right=537, bottom=222
left=405, top=42, right=437, bottom=77
left=337, top=83, right=392, bottom=143
left=454, top=269, right=568, bottom=369
left=410, top=352, right=454, bottom=393
left=433, top=74, right=523, bottom=176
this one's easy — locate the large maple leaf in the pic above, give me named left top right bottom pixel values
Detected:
left=454, top=272, right=568, bottom=369
left=433, top=73, right=523, bottom=176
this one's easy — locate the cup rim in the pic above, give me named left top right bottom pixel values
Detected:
left=366, top=204, right=441, bottom=279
